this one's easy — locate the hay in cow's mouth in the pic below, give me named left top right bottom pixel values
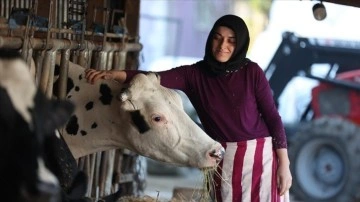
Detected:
left=199, top=163, right=230, bottom=202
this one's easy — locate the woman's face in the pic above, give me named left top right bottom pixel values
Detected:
left=211, top=26, right=236, bottom=63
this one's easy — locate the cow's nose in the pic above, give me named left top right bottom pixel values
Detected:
left=210, top=146, right=225, bottom=162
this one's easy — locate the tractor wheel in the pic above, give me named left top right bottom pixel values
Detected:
left=289, top=117, right=360, bottom=202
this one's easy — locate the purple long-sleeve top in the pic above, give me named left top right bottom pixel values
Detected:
left=125, top=61, right=287, bottom=149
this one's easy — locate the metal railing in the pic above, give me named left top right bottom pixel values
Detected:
left=0, top=0, right=144, bottom=200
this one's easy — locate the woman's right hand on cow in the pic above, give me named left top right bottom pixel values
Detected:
left=85, top=69, right=126, bottom=84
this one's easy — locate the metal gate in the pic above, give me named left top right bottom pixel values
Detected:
left=0, top=0, right=144, bottom=200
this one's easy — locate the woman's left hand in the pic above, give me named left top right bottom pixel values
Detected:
left=277, top=162, right=292, bottom=196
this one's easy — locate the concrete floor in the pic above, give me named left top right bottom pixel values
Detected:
left=144, top=166, right=300, bottom=202
left=144, top=167, right=204, bottom=201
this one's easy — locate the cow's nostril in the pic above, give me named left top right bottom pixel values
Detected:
left=209, top=147, right=225, bottom=161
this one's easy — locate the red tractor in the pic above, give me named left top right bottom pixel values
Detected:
left=264, top=32, right=360, bottom=201
left=289, top=70, right=360, bottom=202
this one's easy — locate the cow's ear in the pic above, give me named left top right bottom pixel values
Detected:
left=123, top=74, right=148, bottom=101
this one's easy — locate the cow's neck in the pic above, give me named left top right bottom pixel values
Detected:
left=59, top=65, right=135, bottom=159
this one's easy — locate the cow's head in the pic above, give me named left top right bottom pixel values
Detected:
left=56, top=60, right=224, bottom=169
left=0, top=49, right=75, bottom=202
left=117, top=73, right=224, bottom=168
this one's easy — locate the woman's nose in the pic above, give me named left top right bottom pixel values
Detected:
left=220, top=40, right=228, bottom=49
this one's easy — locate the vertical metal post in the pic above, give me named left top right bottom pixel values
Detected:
left=34, top=50, right=44, bottom=86
left=78, top=49, right=91, bottom=68
left=106, top=51, right=113, bottom=70
left=58, top=49, right=70, bottom=99
left=99, top=51, right=108, bottom=70
left=112, top=51, right=120, bottom=70
left=118, top=51, right=127, bottom=70
left=39, top=50, right=56, bottom=97
left=45, top=50, right=56, bottom=98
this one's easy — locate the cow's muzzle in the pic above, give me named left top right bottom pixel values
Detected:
left=35, top=182, right=61, bottom=202
left=210, top=147, right=225, bottom=162
left=22, top=181, right=60, bottom=202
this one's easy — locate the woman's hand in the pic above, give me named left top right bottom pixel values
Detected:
left=85, top=69, right=118, bottom=84
left=276, top=148, right=292, bottom=196
left=277, top=161, right=292, bottom=196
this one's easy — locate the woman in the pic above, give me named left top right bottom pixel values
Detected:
left=86, top=14, right=292, bottom=202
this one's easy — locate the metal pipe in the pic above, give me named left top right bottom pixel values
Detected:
left=0, top=36, right=142, bottom=52
left=91, top=51, right=100, bottom=70
left=78, top=49, right=91, bottom=68
left=70, top=50, right=79, bottom=64
left=99, top=151, right=109, bottom=197
left=112, top=51, right=121, bottom=70
left=106, top=51, right=114, bottom=70
left=87, top=50, right=93, bottom=69
left=39, top=50, right=56, bottom=96
left=58, top=49, right=70, bottom=99
left=94, top=152, right=102, bottom=199
left=87, top=153, right=96, bottom=197
left=34, top=50, right=44, bottom=86
left=0, top=24, right=127, bottom=39
left=0, top=36, right=23, bottom=48
left=104, top=150, right=115, bottom=195
left=118, top=51, right=127, bottom=70
left=98, top=51, right=108, bottom=70
left=45, top=52, right=56, bottom=98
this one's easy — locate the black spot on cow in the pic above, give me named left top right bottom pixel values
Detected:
left=85, top=102, right=93, bottom=110
left=54, top=64, right=60, bottom=76
left=66, top=115, right=79, bottom=135
left=91, top=122, right=97, bottom=129
left=79, top=74, right=82, bottom=80
left=53, top=77, right=75, bottom=98
left=80, top=130, right=87, bottom=136
left=66, top=78, right=75, bottom=94
left=67, top=95, right=72, bottom=99
left=99, top=84, right=112, bottom=105
left=130, top=110, right=150, bottom=134
left=75, top=86, right=80, bottom=91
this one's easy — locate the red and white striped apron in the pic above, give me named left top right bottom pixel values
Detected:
left=213, top=137, right=290, bottom=202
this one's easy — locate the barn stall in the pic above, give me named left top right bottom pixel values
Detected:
left=0, top=0, right=145, bottom=200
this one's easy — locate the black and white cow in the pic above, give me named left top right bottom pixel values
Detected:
left=53, top=57, right=224, bottom=169
left=0, top=49, right=87, bottom=202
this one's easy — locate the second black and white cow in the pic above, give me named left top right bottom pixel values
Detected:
left=0, top=49, right=87, bottom=202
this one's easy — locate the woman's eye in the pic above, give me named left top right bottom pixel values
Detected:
left=213, top=34, right=221, bottom=40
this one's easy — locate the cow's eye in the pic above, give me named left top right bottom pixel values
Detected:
left=153, top=115, right=162, bottom=122
left=151, top=114, right=166, bottom=124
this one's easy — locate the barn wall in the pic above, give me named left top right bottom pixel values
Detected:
left=0, top=0, right=144, bottom=199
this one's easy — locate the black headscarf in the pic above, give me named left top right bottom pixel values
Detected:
left=199, top=14, right=250, bottom=75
